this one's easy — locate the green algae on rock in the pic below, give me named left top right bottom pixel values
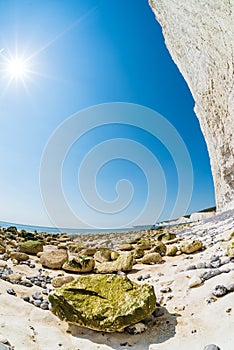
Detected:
left=180, top=240, right=203, bottom=254
left=62, top=256, right=95, bottom=273
left=49, top=274, right=156, bottom=332
left=95, top=252, right=133, bottom=273
left=19, top=240, right=43, bottom=255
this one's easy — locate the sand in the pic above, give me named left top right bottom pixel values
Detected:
left=0, top=211, right=234, bottom=350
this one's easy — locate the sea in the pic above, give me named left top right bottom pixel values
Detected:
left=0, top=220, right=153, bottom=235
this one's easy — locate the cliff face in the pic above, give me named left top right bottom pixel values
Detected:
left=149, top=0, right=234, bottom=212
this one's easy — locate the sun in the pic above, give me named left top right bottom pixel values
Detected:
left=6, top=57, right=28, bottom=79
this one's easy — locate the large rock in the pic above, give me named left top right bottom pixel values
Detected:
left=140, top=252, right=162, bottom=264
left=48, top=274, right=156, bottom=332
left=62, top=256, right=95, bottom=273
left=94, top=248, right=112, bottom=263
left=19, top=240, right=43, bottom=255
left=40, top=250, right=68, bottom=269
left=51, top=276, right=75, bottom=288
left=149, top=0, right=234, bottom=212
left=95, top=252, right=133, bottom=273
left=10, top=251, right=29, bottom=261
left=180, top=240, right=203, bottom=254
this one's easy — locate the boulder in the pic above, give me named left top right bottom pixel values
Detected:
left=51, top=275, right=75, bottom=288
left=48, top=274, right=156, bottom=332
left=147, top=242, right=166, bottom=255
left=40, top=250, right=68, bottom=269
left=96, top=252, right=133, bottom=273
left=10, top=252, right=29, bottom=261
left=79, top=248, right=97, bottom=256
left=166, top=245, right=178, bottom=256
left=94, top=248, right=112, bottom=263
left=68, top=243, right=85, bottom=253
left=180, top=240, right=203, bottom=254
left=119, top=243, right=133, bottom=251
left=140, top=253, right=162, bottom=264
left=62, top=256, right=95, bottom=273
left=133, top=248, right=144, bottom=259
left=227, top=241, right=234, bottom=258
left=19, top=240, right=43, bottom=255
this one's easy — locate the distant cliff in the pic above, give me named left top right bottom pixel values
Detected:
left=149, top=0, right=234, bottom=212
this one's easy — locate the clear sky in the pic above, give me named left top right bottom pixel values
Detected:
left=0, top=0, right=215, bottom=229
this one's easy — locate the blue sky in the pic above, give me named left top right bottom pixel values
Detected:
left=0, top=0, right=215, bottom=228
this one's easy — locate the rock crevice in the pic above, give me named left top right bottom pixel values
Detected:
left=149, top=0, right=234, bottom=211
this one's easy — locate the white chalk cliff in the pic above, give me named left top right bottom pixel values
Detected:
left=149, top=0, right=234, bottom=212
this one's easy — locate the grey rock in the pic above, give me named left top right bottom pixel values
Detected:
left=33, top=300, right=42, bottom=307
left=200, top=269, right=221, bottom=281
left=153, top=307, right=165, bottom=317
left=203, top=345, right=221, bottom=350
left=212, top=285, right=228, bottom=297
left=210, top=259, right=221, bottom=268
left=197, top=262, right=206, bottom=269
left=125, top=322, right=147, bottom=334
left=32, top=292, right=43, bottom=301
left=227, top=283, right=234, bottom=293
left=6, top=288, right=16, bottom=296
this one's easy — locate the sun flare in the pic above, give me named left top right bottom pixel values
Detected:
left=6, top=57, right=28, bottom=79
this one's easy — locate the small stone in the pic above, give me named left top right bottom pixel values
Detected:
left=32, top=292, right=43, bottom=300
left=188, top=275, right=203, bottom=288
left=6, top=288, right=16, bottom=296
left=51, top=275, right=75, bottom=288
left=186, top=265, right=197, bottom=270
left=153, top=307, right=164, bottom=317
left=210, top=259, right=221, bottom=268
left=212, top=285, right=228, bottom=297
left=226, top=283, right=234, bottom=293
left=125, top=322, right=147, bottom=334
left=33, top=300, right=42, bottom=307
left=23, top=296, right=30, bottom=302
left=197, top=262, right=206, bottom=269
left=160, top=286, right=172, bottom=293
left=203, top=345, right=221, bottom=350
left=40, top=302, right=49, bottom=310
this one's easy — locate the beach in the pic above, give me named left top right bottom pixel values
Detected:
left=0, top=210, right=234, bottom=350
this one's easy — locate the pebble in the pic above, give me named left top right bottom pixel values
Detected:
left=32, top=292, right=43, bottom=301
left=212, top=285, right=228, bottom=297
left=197, top=262, right=206, bottom=269
left=186, top=265, right=197, bottom=271
left=227, top=283, right=234, bottom=292
left=188, top=275, right=203, bottom=288
left=125, top=322, right=147, bottom=335
left=33, top=300, right=42, bottom=307
left=203, top=345, right=221, bottom=350
left=153, top=307, right=164, bottom=317
left=6, top=288, right=16, bottom=296
left=40, top=302, right=49, bottom=310
left=23, top=296, right=30, bottom=302
left=160, top=287, right=172, bottom=293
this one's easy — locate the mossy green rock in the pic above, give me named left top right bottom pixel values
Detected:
left=96, top=252, right=133, bottom=273
left=180, top=240, right=203, bottom=254
left=62, top=256, right=95, bottom=273
left=147, top=242, right=166, bottom=255
left=49, top=274, right=156, bottom=332
left=19, top=240, right=43, bottom=255
left=94, top=248, right=112, bottom=263
left=227, top=240, right=234, bottom=258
